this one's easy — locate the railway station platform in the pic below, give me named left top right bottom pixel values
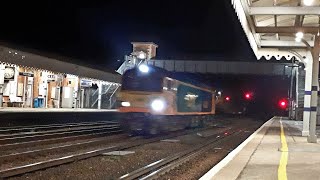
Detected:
left=201, top=116, right=320, bottom=180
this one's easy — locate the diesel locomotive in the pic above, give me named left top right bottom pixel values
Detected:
left=117, top=64, right=216, bottom=135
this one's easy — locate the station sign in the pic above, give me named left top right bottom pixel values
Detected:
left=19, top=72, right=34, bottom=77
left=47, top=74, right=56, bottom=82
left=80, top=79, right=92, bottom=87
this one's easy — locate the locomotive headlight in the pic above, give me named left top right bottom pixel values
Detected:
left=151, top=99, right=165, bottom=112
left=121, top=101, right=131, bottom=107
left=139, top=64, right=149, bottom=73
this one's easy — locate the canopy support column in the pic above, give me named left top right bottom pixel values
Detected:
left=307, top=34, right=320, bottom=143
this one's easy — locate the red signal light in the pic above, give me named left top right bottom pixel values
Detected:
left=244, top=92, right=253, bottom=100
left=225, top=96, right=230, bottom=101
left=278, top=99, right=288, bottom=109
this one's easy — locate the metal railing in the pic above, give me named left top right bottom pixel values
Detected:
left=90, top=83, right=121, bottom=109
left=116, top=55, right=146, bottom=75
left=108, top=85, right=120, bottom=109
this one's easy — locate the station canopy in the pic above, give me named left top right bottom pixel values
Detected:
left=232, top=0, right=320, bottom=61
left=0, top=44, right=121, bottom=83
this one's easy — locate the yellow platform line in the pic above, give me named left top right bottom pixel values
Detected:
left=278, top=117, right=288, bottom=180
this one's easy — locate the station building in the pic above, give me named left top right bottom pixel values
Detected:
left=0, top=45, right=121, bottom=109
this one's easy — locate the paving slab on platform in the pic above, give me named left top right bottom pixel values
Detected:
left=201, top=117, right=320, bottom=180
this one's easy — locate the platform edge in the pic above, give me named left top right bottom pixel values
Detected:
left=199, top=116, right=276, bottom=180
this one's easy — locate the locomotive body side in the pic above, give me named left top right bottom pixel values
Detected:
left=117, top=66, right=215, bottom=135
left=118, top=77, right=215, bottom=115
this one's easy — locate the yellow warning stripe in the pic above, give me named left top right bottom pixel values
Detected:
left=278, top=118, right=288, bottom=180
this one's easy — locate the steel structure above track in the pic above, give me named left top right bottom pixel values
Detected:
left=147, top=59, right=293, bottom=76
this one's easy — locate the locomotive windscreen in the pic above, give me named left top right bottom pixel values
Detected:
left=121, top=66, right=213, bottom=94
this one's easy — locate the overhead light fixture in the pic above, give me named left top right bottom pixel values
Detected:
left=137, top=51, right=146, bottom=59
left=295, top=37, right=302, bottom=42
left=295, top=32, right=304, bottom=42
left=295, top=32, right=304, bottom=39
left=303, top=0, right=313, bottom=6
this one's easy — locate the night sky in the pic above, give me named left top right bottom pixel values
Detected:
left=0, top=0, right=256, bottom=70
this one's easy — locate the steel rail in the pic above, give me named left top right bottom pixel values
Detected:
left=0, top=124, right=119, bottom=139
left=0, top=125, right=120, bottom=145
left=0, top=128, right=122, bottom=150
left=119, top=130, right=244, bottom=180
left=0, top=121, right=118, bottom=134
left=0, top=127, right=220, bottom=178
left=0, top=132, right=123, bottom=162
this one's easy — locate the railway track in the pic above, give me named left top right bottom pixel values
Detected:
left=119, top=128, right=244, bottom=180
left=0, top=121, right=118, bottom=135
left=0, top=136, right=121, bottom=162
left=0, top=129, right=123, bottom=151
left=0, top=124, right=120, bottom=144
left=0, top=121, right=122, bottom=150
left=0, top=126, right=225, bottom=178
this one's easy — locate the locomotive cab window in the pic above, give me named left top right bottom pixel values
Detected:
left=167, top=79, right=177, bottom=91
left=167, top=80, right=172, bottom=90
left=121, top=68, right=163, bottom=92
left=163, top=78, right=168, bottom=91
left=163, top=78, right=174, bottom=92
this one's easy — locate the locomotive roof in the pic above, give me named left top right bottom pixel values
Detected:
left=124, top=65, right=213, bottom=91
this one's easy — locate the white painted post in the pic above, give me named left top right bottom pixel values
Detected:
left=23, top=76, right=27, bottom=108
left=0, top=64, right=5, bottom=108
left=57, top=86, right=61, bottom=108
left=295, top=67, right=299, bottom=120
left=307, top=35, right=320, bottom=143
left=302, top=52, right=313, bottom=136
left=98, top=81, right=102, bottom=110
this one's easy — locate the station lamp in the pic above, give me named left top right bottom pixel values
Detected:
left=137, top=51, right=147, bottom=59
left=295, top=37, right=302, bottom=42
left=303, top=0, right=313, bottom=6
left=295, top=32, right=304, bottom=42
